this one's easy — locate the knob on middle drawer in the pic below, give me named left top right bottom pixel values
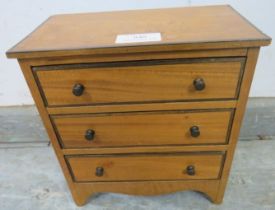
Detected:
left=190, top=126, right=200, bottom=137
left=72, top=83, right=85, bottom=96
left=85, top=129, right=95, bottom=141
left=193, top=78, right=205, bottom=91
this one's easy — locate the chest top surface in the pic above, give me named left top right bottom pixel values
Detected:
left=6, top=5, right=271, bottom=59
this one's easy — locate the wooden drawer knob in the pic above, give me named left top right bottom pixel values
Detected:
left=190, top=126, right=200, bottom=137
left=85, top=129, right=95, bottom=141
left=186, top=165, right=195, bottom=176
left=72, top=83, right=85, bottom=96
left=95, top=167, right=104, bottom=177
left=193, top=78, right=205, bottom=91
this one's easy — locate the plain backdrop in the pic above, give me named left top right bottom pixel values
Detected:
left=1, top=0, right=274, bottom=106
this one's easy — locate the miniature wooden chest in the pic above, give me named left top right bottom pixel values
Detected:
left=6, top=5, right=271, bottom=206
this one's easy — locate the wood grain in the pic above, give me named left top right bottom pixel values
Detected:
left=66, top=153, right=224, bottom=182
left=35, top=58, right=244, bottom=107
left=72, top=180, right=221, bottom=206
left=6, top=6, right=270, bottom=58
left=52, top=110, right=233, bottom=148
left=62, top=144, right=229, bottom=156
left=47, top=100, right=237, bottom=115
left=7, top=5, right=271, bottom=206
left=20, top=48, right=248, bottom=66
left=17, top=60, right=81, bottom=204
left=215, top=47, right=261, bottom=203
left=14, top=47, right=269, bottom=206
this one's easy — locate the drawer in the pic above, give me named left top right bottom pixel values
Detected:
left=52, top=110, right=233, bottom=148
left=34, top=58, right=244, bottom=107
left=66, top=153, right=224, bottom=182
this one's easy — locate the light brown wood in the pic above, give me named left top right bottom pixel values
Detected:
left=16, top=48, right=243, bottom=207
left=35, top=58, right=244, bottom=106
left=47, top=100, right=237, bottom=115
left=72, top=180, right=221, bottom=206
left=66, top=153, right=224, bottom=182
left=21, top=48, right=248, bottom=66
left=53, top=110, right=233, bottom=148
left=17, top=60, right=80, bottom=204
left=9, top=40, right=268, bottom=59
left=7, top=5, right=271, bottom=207
left=62, top=144, right=229, bottom=155
left=215, top=47, right=261, bottom=203
left=6, top=6, right=270, bottom=59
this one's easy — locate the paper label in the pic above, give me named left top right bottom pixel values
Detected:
left=115, top=32, right=161, bottom=44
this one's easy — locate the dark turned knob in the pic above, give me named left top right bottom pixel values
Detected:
left=95, top=167, right=104, bottom=177
left=85, top=129, right=95, bottom=141
left=193, top=78, right=205, bottom=91
left=186, top=165, right=195, bottom=176
left=190, top=126, right=200, bottom=137
left=72, top=83, right=84, bottom=96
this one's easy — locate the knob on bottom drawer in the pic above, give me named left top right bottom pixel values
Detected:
left=186, top=165, right=195, bottom=176
left=95, top=167, right=104, bottom=177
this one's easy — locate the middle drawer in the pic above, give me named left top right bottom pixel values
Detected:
left=52, top=110, right=233, bottom=148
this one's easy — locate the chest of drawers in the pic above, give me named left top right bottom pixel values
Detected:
left=7, top=5, right=271, bottom=206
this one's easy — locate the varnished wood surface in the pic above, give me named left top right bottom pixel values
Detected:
left=6, top=5, right=270, bottom=58
left=47, top=100, right=237, bottom=115
left=7, top=5, right=271, bottom=205
left=62, top=144, right=229, bottom=155
left=21, top=48, right=248, bottom=66
left=215, top=48, right=261, bottom=203
left=66, top=153, right=224, bottom=182
left=35, top=58, right=244, bottom=107
left=73, top=179, right=221, bottom=205
left=17, top=60, right=81, bottom=203
left=52, top=110, right=233, bottom=148
left=15, top=46, right=268, bottom=206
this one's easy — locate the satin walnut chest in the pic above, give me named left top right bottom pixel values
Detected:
left=6, top=5, right=271, bottom=206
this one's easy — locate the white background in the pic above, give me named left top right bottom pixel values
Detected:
left=1, top=0, right=274, bottom=106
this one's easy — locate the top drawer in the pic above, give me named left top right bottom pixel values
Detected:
left=34, top=58, right=245, bottom=107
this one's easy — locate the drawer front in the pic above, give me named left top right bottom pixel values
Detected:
left=35, top=58, right=244, bottom=107
left=66, top=153, right=224, bottom=182
left=52, top=110, right=233, bottom=148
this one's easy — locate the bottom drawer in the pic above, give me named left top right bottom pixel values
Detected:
left=66, top=153, right=224, bottom=182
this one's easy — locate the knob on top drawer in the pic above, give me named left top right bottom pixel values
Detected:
left=34, top=58, right=244, bottom=107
